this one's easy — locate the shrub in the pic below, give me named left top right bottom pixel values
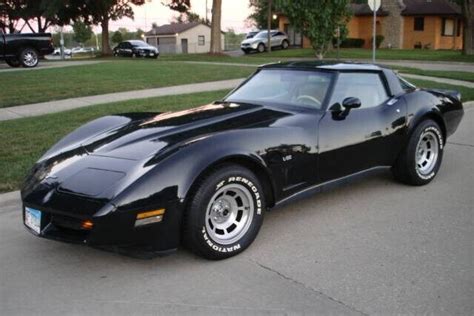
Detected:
left=337, top=37, right=365, bottom=48
left=371, top=35, right=385, bottom=48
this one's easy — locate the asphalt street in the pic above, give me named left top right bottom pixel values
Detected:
left=1, top=107, right=473, bottom=315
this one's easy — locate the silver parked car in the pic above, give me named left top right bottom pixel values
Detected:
left=241, top=30, right=289, bottom=54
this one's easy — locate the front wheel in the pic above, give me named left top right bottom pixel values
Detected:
left=183, top=164, right=265, bottom=260
left=19, top=48, right=39, bottom=68
left=281, top=40, right=289, bottom=49
left=392, top=119, right=444, bottom=185
left=257, top=43, right=265, bottom=53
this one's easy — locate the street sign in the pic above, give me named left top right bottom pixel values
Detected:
left=368, top=0, right=381, bottom=12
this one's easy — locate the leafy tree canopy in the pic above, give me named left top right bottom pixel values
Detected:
left=276, top=0, right=350, bottom=58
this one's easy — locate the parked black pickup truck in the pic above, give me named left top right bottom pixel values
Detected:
left=0, top=31, right=54, bottom=68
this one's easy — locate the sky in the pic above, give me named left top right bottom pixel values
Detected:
left=109, top=0, right=255, bottom=34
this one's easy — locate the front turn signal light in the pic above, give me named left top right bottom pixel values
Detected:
left=135, top=208, right=165, bottom=227
left=81, top=219, right=94, bottom=230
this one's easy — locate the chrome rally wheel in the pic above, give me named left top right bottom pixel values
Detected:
left=392, top=119, right=443, bottom=186
left=205, top=183, right=254, bottom=245
left=184, top=164, right=265, bottom=260
left=415, top=130, right=439, bottom=176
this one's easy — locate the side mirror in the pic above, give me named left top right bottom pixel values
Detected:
left=342, top=97, right=361, bottom=110
left=330, top=97, right=361, bottom=120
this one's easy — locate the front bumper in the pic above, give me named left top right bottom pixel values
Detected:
left=22, top=196, right=183, bottom=257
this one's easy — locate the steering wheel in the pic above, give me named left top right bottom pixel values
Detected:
left=296, top=95, right=322, bottom=107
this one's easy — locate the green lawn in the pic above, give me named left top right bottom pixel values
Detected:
left=250, top=48, right=474, bottom=63
left=409, top=79, right=474, bottom=101
left=0, top=90, right=229, bottom=192
left=395, top=67, right=474, bottom=83
left=0, top=76, right=472, bottom=193
left=0, top=60, right=254, bottom=108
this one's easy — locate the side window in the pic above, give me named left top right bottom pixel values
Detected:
left=330, top=73, right=389, bottom=109
left=198, top=35, right=205, bottom=46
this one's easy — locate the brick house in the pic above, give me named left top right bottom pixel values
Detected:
left=278, top=0, right=464, bottom=50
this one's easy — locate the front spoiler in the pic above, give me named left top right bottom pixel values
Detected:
left=22, top=198, right=184, bottom=258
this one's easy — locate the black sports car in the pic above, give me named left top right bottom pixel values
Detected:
left=21, top=62, right=464, bottom=260
left=113, top=40, right=159, bottom=58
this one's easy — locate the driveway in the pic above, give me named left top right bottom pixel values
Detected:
left=0, top=108, right=473, bottom=315
left=0, top=60, right=104, bottom=73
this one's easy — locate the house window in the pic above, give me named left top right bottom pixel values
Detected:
left=198, top=35, right=205, bottom=46
left=414, top=17, right=424, bottom=31
left=442, top=18, right=455, bottom=36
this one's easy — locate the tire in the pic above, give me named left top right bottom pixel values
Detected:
left=392, top=119, right=444, bottom=186
left=5, top=58, right=21, bottom=68
left=281, top=40, right=289, bottom=49
left=183, top=164, right=265, bottom=260
left=19, top=48, right=39, bottom=68
left=257, top=43, right=265, bottom=53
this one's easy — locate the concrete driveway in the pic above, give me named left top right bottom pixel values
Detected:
left=0, top=60, right=104, bottom=73
left=1, top=108, right=472, bottom=315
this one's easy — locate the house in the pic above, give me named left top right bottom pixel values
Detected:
left=278, top=0, right=464, bottom=50
left=144, top=22, right=225, bottom=54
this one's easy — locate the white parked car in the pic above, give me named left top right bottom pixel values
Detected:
left=241, top=30, right=289, bottom=54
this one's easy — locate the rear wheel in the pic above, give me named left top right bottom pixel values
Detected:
left=5, top=58, right=21, bottom=68
left=183, top=164, right=265, bottom=260
left=392, top=119, right=444, bottom=185
left=19, top=48, right=39, bottom=68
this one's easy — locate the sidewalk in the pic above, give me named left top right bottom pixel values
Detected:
left=0, top=78, right=244, bottom=121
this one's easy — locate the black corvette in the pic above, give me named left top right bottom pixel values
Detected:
left=21, top=62, right=464, bottom=259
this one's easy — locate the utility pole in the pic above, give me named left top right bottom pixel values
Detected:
left=205, top=0, right=209, bottom=24
left=267, top=0, right=272, bottom=53
left=60, top=27, right=65, bottom=60
left=368, top=0, right=381, bottom=63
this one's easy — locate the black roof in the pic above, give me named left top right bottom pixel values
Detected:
left=350, top=4, right=389, bottom=16
left=402, top=0, right=462, bottom=16
left=146, top=22, right=203, bottom=36
left=259, top=61, right=386, bottom=71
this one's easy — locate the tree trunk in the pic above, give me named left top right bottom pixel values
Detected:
left=101, top=18, right=112, bottom=56
left=462, top=0, right=474, bottom=55
left=210, top=0, right=222, bottom=54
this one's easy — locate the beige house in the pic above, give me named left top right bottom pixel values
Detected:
left=145, top=22, right=225, bottom=54
left=278, top=0, right=464, bottom=50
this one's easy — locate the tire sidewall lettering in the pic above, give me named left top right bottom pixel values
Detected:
left=203, top=175, right=262, bottom=254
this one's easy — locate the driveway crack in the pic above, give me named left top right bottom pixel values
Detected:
left=250, top=259, right=369, bottom=316
left=447, top=141, right=474, bottom=148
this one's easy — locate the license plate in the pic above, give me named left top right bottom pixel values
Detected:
left=150, top=53, right=154, bottom=56
left=25, top=207, right=42, bottom=234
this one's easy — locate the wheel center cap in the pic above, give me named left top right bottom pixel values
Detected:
left=211, top=199, right=231, bottom=223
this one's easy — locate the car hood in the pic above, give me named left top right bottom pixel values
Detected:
left=76, top=102, right=286, bottom=161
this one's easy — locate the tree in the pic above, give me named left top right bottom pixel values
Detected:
left=453, top=0, right=473, bottom=55
left=247, top=0, right=278, bottom=29
left=210, top=0, right=222, bottom=53
left=277, top=0, right=350, bottom=59
left=73, top=20, right=93, bottom=45
left=0, top=0, right=85, bottom=34
left=80, top=0, right=146, bottom=56
left=112, top=30, right=123, bottom=43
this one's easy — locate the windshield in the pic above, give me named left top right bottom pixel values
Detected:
left=225, top=69, right=333, bottom=109
left=130, top=40, right=150, bottom=47
left=255, top=31, right=275, bottom=38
